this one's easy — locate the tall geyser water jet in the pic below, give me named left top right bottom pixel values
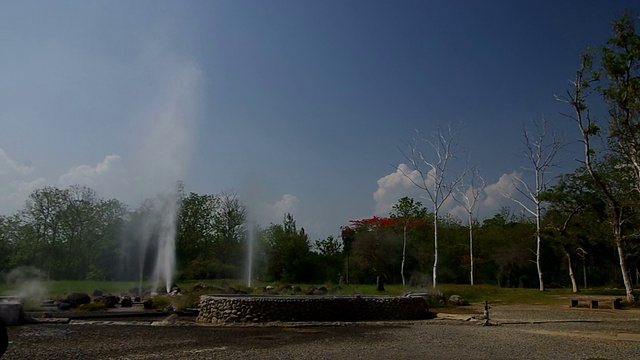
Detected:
left=246, top=222, right=255, bottom=288
left=151, top=192, right=178, bottom=293
left=127, top=61, right=201, bottom=293
left=137, top=191, right=179, bottom=293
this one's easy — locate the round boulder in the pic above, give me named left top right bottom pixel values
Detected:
left=66, top=293, right=91, bottom=308
left=448, top=294, right=469, bottom=306
left=120, top=296, right=133, bottom=308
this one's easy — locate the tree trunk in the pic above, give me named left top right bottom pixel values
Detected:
left=565, top=250, right=579, bottom=293
left=616, top=235, right=635, bottom=302
left=345, top=254, right=349, bottom=284
left=536, top=206, right=544, bottom=291
left=401, top=224, right=407, bottom=286
left=468, top=212, right=474, bottom=286
left=432, top=217, right=438, bottom=289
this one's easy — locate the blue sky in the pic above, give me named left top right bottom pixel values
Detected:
left=0, top=1, right=637, bottom=240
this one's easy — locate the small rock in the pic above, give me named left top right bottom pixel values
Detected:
left=120, top=296, right=133, bottom=308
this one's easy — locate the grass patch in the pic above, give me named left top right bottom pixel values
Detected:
left=2, top=279, right=631, bottom=308
left=0, top=280, right=142, bottom=299
left=436, top=284, right=566, bottom=305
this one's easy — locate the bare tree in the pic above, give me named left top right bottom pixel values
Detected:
left=455, top=168, right=484, bottom=285
left=506, top=119, right=564, bottom=291
left=399, top=126, right=465, bottom=289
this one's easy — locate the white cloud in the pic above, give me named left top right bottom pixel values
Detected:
left=0, top=148, right=34, bottom=177
left=59, top=154, right=123, bottom=185
left=252, top=193, right=300, bottom=227
left=57, top=155, right=129, bottom=201
left=0, top=148, right=46, bottom=214
left=373, top=163, right=425, bottom=216
left=273, top=194, right=299, bottom=215
left=373, top=164, right=523, bottom=223
left=482, top=171, right=520, bottom=209
left=2, top=177, right=47, bottom=213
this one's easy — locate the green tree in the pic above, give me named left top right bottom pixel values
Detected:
left=212, top=191, right=247, bottom=277
left=313, top=235, right=344, bottom=282
left=0, top=215, right=20, bottom=272
left=90, top=198, right=128, bottom=280
left=315, top=235, right=342, bottom=256
left=263, top=213, right=311, bottom=282
left=13, top=185, right=127, bottom=280
left=176, top=192, right=219, bottom=278
left=478, top=209, right=536, bottom=287
left=560, top=11, right=640, bottom=301
left=340, top=226, right=356, bottom=283
left=390, top=196, right=428, bottom=286
left=18, top=186, right=67, bottom=278
left=541, top=170, right=606, bottom=291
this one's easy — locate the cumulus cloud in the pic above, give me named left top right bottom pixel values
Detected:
left=58, top=155, right=129, bottom=200
left=373, top=163, right=425, bottom=216
left=0, top=149, right=34, bottom=177
left=0, top=148, right=46, bottom=214
left=251, top=194, right=300, bottom=227
left=482, top=171, right=520, bottom=208
left=373, top=164, right=523, bottom=223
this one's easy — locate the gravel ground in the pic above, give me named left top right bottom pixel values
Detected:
left=3, top=303, right=640, bottom=360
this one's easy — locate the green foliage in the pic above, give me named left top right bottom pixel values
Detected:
left=390, top=196, right=429, bottom=220
left=150, top=295, right=172, bottom=310
left=3, top=186, right=128, bottom=281
left=312, top=236, right=344, bottom=283
left=261, top=214, right=314, bottom=283
left=315, top=235, right=342, bottom=256
left=176, top=192, right=219, bottom=274
left=178, top=258, right=236, bottom=280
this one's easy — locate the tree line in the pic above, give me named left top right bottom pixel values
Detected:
left=0, top=181, right=633, bottom=293
left=0, top=184, right=341, bottom=285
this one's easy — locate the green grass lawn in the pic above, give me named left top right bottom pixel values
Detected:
left=1, top=279, right=630, bottom=307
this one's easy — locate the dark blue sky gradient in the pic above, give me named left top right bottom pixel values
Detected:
left=0, top=1, right=637, bottom=238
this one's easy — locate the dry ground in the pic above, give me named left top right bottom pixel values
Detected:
left=3, top=302, right=640, bottom=359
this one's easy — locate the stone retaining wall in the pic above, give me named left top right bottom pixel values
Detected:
left=196, top=295, right=428, bottom=324
left=0, top=297, right=25, bottom=326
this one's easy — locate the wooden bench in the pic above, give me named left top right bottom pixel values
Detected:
left=570, top=298, right=622, bottom=309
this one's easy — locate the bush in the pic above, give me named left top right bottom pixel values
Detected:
left=77, top=302, right=107, bottom=312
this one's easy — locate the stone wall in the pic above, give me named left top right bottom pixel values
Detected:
left=0, top=297, right=25, bottom=326
left=196, top=295, right=428, bottom=324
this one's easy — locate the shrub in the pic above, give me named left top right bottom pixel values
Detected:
left=77, top=302, right=107, bottom=312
